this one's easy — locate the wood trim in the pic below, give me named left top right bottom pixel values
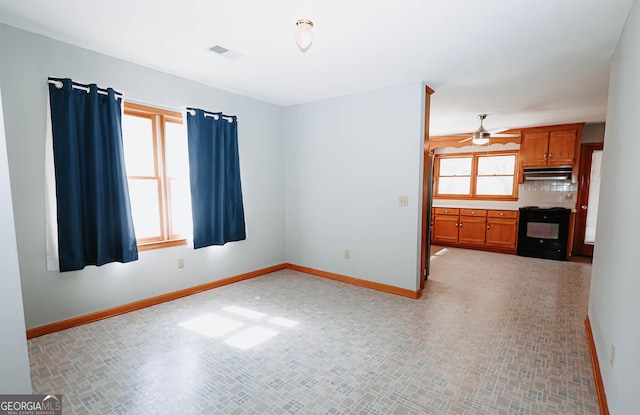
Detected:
left=26, top=264, right=288, bottom=339
left=420, top=85, right=434, bottom=290
left=124, top=101, right=183, bottom=121
left=433, top=151, right=519, bottom=200
left=26, top=263, right=423, bottom=339
left=137, top=238, right=187, bottom=252
left=572, top=142, right=603, bottom=257
left=585, top=315, right=610, bottom=415
left=123, top=101, right=188, bottom=249
left=429, top=134, right=521, bottom=150
left=285, top=263, right=422, bottom=299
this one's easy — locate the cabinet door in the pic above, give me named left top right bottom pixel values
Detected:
left=432, top=215, right=459, bottom=243
left=486, top=218, right=518, bottom=249
left=521, top=132, right=549, bottom=167
left=547, top=130, right=576, bottom=166
left=458, top=216, right=486, bottom=245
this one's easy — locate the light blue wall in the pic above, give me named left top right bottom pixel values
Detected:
left=283, top=83, right=426, bottom=291
left=0, top=24, right=286, bottom=329
left=589, top=1, right=640, bottom=413
left=0, top=87, right=31, bottom=393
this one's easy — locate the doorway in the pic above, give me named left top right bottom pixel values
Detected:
left=573, top=142, right=604, bottom=257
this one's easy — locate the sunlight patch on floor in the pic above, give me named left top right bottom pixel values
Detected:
left=179, top=306, right=299, bottom=350
left=433, top=248, right=450, bottom=256
left=179, top=314, right=244, bottom=339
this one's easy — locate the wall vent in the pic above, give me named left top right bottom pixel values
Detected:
left=209, top=45, right=244, bottom=61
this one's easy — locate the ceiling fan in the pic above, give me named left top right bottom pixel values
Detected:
left=459, top=114, right=521, bottom=145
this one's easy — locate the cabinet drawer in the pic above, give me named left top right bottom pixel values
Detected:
left=487, top=210, right=518, bottom=219
left=460, top=209, right=486, bottom=217
left=434, top=208, right=459, bottom=216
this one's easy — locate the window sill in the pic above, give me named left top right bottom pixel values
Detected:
left=137, top=238, right=187, bottom=252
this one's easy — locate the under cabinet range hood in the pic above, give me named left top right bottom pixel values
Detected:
left=522, top=166, right=572, bottom=181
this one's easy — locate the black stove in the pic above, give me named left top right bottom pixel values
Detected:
left=517, top=207, right=571, bottom=260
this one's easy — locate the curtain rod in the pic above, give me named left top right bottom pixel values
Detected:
left=186, top=108, right=235, bottom=122
left=47, top=79, right=123, bottom=99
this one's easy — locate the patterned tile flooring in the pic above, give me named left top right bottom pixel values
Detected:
left=28, top=248, right=598, bottom=414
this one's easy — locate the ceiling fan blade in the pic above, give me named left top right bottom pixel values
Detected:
left=458, top=136, right=473, bottom=143
left=491, top=133, right=521, bottom=138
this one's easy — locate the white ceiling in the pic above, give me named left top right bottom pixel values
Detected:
left=0, top=0, right=633, bottom=135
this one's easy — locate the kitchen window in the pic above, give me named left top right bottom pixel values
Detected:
left=122, top=102, right=191, bottom=250
left=434, top=152, right=518, bottom=199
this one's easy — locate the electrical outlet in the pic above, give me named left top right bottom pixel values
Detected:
left=399, top=195, right=409, bottom=206
left=177, top=258, right=185, bottom=270
left=610, top=343, right=616, bottom=366
left=564, top=193, right=574, bottom=200
left=344, top=249, right=350, bottom=259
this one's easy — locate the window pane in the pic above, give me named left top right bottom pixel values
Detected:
left=168, top=178, right=192, bottom=238
left=440, top=157, right=472, bottom=176
left=122, top=115, right=156, bottom=176
left=438, top=177, right=471, bottom=195
left=165, top=122, right=189, bottom=178
left=476, top=176, right=514, bottom=195
left=477, top=155, right=515, bottom=175
left=128, top=179, right=161, bottom=239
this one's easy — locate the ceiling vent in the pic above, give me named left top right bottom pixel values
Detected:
left=209, top=45, right=244, bottom=61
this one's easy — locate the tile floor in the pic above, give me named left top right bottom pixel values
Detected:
left=28, top=247, right=598, bottom=414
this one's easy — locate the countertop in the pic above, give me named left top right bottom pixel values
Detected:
left=433, top=199, right=577, bottom=212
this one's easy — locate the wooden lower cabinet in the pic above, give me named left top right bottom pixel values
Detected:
left=458, top=209, right=487, bottom=245
left=432, top=208, right=518, bottom=253
left=432, top=213, right=459, bottom=243
left=485, top=210, right=519, bottom=250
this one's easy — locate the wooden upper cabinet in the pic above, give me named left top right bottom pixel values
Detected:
left=547, top=130, right=576, bottom=165
left=521, top=132, right=550, bottom=167
left=521, top=129, right=577, bottom=167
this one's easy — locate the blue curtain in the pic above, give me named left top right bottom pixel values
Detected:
left=186, top=108, right=246, bottom=249
left=48, top=78, right=138, bottom=271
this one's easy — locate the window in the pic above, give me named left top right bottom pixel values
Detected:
left=437, top=156, right=472, bottom=195
left=122, top=102, right=191, bottom=250
left=435, top=152, right=518, bottom=199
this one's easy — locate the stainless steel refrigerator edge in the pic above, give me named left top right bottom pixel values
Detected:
left=424, top=152, right=434, bottom=280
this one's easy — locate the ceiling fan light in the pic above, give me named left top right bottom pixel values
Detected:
left=472, top=131, right=490, bottom=145
left=295, top=19, right=314, bottom=52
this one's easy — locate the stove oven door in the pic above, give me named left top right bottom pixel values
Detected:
left=517, top=210, right=570, bottom=260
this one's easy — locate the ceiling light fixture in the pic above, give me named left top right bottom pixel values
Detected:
left=472, top=132, right=490, bottom=145
left=472, top=114, right=490, bottom=145
left=295, top=19, right=314, bottom=52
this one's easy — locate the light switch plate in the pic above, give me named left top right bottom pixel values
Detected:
left=399, top=196, right=409, bottom=206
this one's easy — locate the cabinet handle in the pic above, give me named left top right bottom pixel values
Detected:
left=459, top=223, right=463, bottom=227
left=470, top=211, right=476, bottom=214
left=444, top=209, right=449, bottom=213
left=543, top=152, right=547, bottom=159
left=499, top=212, right=504, bottom=216
left=548, top=152, right=553, bottom=158
left=487, top=225, right=490, bottom=229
